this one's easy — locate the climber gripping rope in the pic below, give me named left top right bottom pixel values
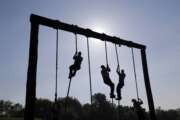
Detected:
left=67, top=34, right=83, bottom=97
left=101, top=64, right=115, bottom=98
left=101, top=40, right=115, bottom=99
left=114, top=44, right=126, bottom=101
left=68, top=51, right=83, bottom=79
left=132, top=98, right=146, bottom=120
left=116, top=65, right=126, bottom=100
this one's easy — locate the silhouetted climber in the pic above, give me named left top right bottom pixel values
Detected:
left=116, top=65, right=126, bottom=100
left=132, top=98, right=146, bottom=120
left=68, top=52, right=83, bottom=79
left=101, top=65, right=115, bottom=98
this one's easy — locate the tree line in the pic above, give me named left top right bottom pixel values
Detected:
left=0, top=93, right=180, bottom=120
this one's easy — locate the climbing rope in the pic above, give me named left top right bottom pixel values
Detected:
left=67, top=79, right=72, bottom=97
left=86, top=37, right=93, bottom=104
left=115, top=44, right=120, bottom=71
left=115, top=44, right=121, bottom=120
left=104, top=40, right=109, bottom=66
left=104, top=40, right=114, bottom=104
left=67, top=33, right=78, bottom=98
left=55, top=29, right=59, bottom=102
left=131, top=48, right=140, bottom=99
left=75, top=33, right=78, bottom=53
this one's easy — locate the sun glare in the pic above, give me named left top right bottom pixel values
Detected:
left=89, top=26, right=107, bottom=47
left=88, top=20, right=109, bottom=47
left=94, top=27, right=105, bottom=33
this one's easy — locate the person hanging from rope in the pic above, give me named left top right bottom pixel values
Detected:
left=132, top=98, right=146, bottom=120
left=68, top=51, right=83, bottom=79
left=100, top=64, right=115, bottom=98
left=116, top=65, right=126, bottom=100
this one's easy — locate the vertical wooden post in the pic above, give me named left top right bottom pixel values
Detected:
left=141, top=48, right=157, bottom=120
left=24, top=21, right=39, bottom=120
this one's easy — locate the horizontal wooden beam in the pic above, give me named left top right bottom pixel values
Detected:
left=30, top=14, right=146, bottom=49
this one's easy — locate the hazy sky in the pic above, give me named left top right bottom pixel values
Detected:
left=0, top=0, right=179, bottom=110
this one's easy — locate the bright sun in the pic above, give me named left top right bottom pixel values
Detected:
left=88, top=20, right=110, bottom=46
left=90, top=26, right=106, bottom=46
left=94, top=27, right=105, bottom=33
left=90, top=26, right=107, bottom=46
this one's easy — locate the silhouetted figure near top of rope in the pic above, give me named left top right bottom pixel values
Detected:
left=101, top=65, right=115, bottom=98
left=116, top=65, right=126, bottom=100
left=132, top=98, right=146, bottom=120
left=68, top=51, right=83, bottom=79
